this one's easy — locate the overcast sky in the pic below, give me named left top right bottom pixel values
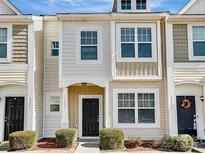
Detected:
left=10, top=0, right=189, bottom=15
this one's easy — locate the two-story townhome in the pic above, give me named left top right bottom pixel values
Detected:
left=1, top=0, right=205, bottom=142
left=166, top=0, right=205, bottom=140
left=42, top=0, right=170, bottom=140
left=0, top=0, right=44, bottom=142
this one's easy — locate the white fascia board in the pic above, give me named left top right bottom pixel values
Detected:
left=178, top=0, right=197, bottom=15
left=2, top=0, right=22, bottom=15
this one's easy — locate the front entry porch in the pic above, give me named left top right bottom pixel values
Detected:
left=175, top=83, right=205, bottom=140
left=61, top=84, right=107, bottom=139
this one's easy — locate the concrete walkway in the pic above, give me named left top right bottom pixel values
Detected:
left=0, top=141, right=9, bottom=152
left=75, top=139, right=100, bottom=153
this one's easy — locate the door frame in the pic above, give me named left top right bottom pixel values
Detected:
left=79, top=95, right=103, bottom=139
left=176, top=91, right=204, bottom=139
left=3, top=96, right=25, bottom=141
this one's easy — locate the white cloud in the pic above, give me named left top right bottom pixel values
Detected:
left=151, top=0, right=165, bottom=8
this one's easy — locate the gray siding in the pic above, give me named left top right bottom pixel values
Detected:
left=12, top=25, right=28, bottom=64
left=173, top=24, right=189, bottom=62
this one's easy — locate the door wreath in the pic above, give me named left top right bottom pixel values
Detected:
left=181, top=98, right=191, bottom=109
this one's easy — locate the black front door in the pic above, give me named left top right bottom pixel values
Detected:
left=82, top=98, right=99, bottom=137
left=4, top=97, right=24, bottom=141
left=177, top=96, right=197, bottom=137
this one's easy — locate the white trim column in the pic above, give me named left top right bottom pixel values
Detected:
left=61, top=87, right=69, bottom=128
left=26, top=23, right=35, bottom=131
left=104, top=84, right=110, bottom=128
left=165, top=21, right=178, bottom=136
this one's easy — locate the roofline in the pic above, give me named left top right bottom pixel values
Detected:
left=166, top=14, right=205, bottom=22
left=178, top=0, right=197, bottom=14
left=3, top=0, right=22, bottom=15
left=57, top=12, right=168, bottom=21
left=0, top=15, right=42, bottom=23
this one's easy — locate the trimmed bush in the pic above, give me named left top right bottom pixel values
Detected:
left=55, top=128, right=78, bottom=148
left=9, top=131, right=37, bottom=150
left=100, top=128, right=124, bottom=150
left=160, top=135, right=194, bottom=152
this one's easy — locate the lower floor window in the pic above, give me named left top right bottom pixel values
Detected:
left=114, top=89, right=159, bottom=127
left=50, top=96, right=60, bottom=112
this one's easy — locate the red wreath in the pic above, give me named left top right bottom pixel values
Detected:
left=181, top=99, right=191, bottom=109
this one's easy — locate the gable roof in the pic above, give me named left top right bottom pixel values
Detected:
left=178, top=0, right=197, bottom=14
left=1, top=0, right=22, bottom=15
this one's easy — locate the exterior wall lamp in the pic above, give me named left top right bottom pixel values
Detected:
left=81, top=83, right=87, bottom=86
left=200, top=96, right=204, bottom=102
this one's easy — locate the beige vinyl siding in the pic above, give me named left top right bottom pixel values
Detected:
left=116, top=62, right=158, bottom=76
left=109, top=81, right=167, bottom=140
left=183, top=0, right=205, bottom=14
left=68, top=86, right=104, bottom=129
left=12, top=25, right=28, bottom=64
left=173, top=24, right=189, bottom=62
left=0, top=70, right=27, bottom=84
left=34, top=20, right=44, bottom=138
left=43, top=21, right=62, bottom=137
left=0, top=0, right=16, bottom=15
left=62, top=21, right=111, bottom=79
left=109, top=20, right=168, bottom=140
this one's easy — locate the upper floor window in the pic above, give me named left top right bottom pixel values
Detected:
left=77, top=26, right=102, bottom=64
left=193, top=26, right=205, bottom=56
left=51, top=41, right=59, bottom=56
left=81, top=31, right=98, bottom=60
left=117, top=23, right=156, bottom=62
left=136, top=0, right=147, bottom=10
left=188, top=25, right=205, bottom=61
left=121, top=0, right=131, bottom=10
left=0, top=28, right=8, bottom=59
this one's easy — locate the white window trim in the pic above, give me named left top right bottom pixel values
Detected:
left=0, top=25, right=12, bottom=63
left=46, top=92, right=61, bottom=115
left=116, top=23, right=157, bottom=62
left=48, top=40, right=59, bottom=59
left=117, top=0, right=150, bottom=12
left=113, top=88, right=160, bottom=128
left=76, top=26, right=102, bottom=64
left=188, top=24, right=205, bottom=61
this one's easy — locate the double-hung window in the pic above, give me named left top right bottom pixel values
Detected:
left=118, top=93, right=135, bottom=123
left=136, top=0, right=147, bottom=10
left=121, top=28, right=135, bottom=58
left=191, top=26, right=205, bottom=59
left=50, top=96, right=60, bottom=112
left=77, top=27, right=102, bottom=64
left=118, top=24, right=156, bottom=62
left=121, top=0, right=132, bottom=10
left=0, top=28, right=8, bottom=60
left=114, top=88, right=159, bottom=128
left=51, top=41, right=59, bottom=56
left=81, top=31, right=98, bottom=60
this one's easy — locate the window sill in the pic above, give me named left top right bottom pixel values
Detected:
left=116, top=58, right=157, bottom=63
left=114, top=123, right=160, bottom=128
left=76, top=60, right=102, bottom=64
left=189, top=56, right=205, bottom=61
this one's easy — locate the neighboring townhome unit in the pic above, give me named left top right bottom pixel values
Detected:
left=0, top=0, right=44, bottom=142
left=42, top=0, right=170, bottom=140
left=166, top=0, right=205, bottom=140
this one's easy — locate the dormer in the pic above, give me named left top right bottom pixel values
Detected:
left=113, top=0, right=151, bottom=13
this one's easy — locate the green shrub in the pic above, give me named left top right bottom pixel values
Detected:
left=100, top=128, right=124, bottom=150
left=160, top=135, right=194, bottom=152
left=55, top=128, right=78, bottom=148
left=9, top=131, right=37, bottom=150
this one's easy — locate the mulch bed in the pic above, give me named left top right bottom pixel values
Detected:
left=11, top=138, right=77, bottom=153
